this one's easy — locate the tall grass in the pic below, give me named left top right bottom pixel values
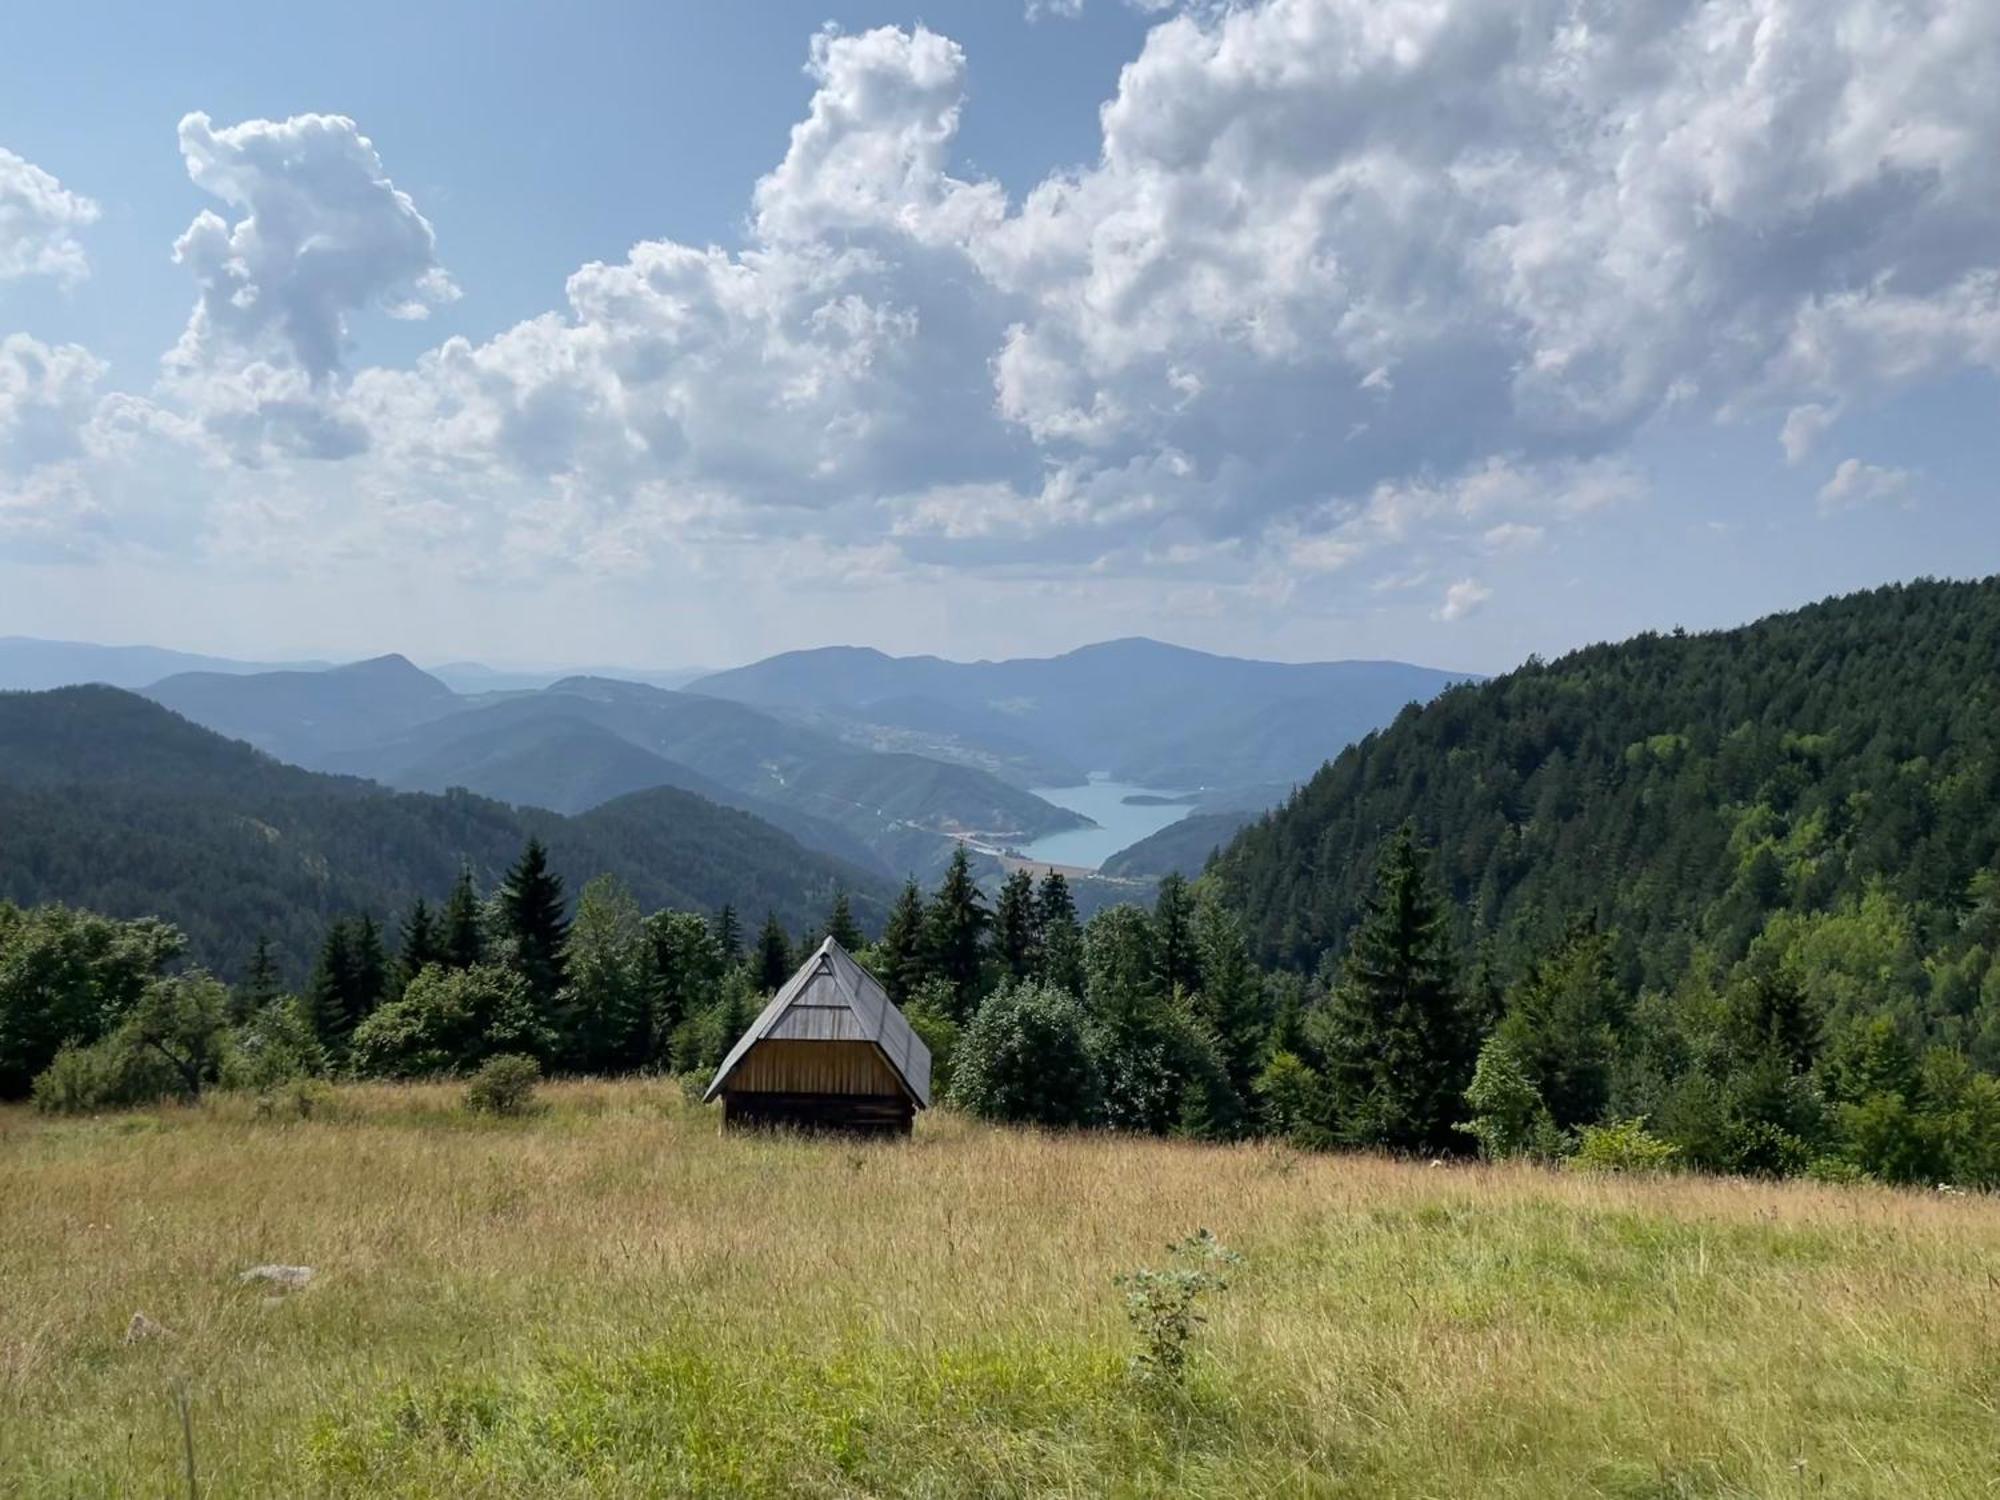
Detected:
left=3, top=1079, right=1996, bottom=1496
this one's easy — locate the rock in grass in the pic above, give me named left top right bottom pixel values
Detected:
left=123, top=1311, right=170, bottom=1343
left=237, top=1264, right=314, bottom=1291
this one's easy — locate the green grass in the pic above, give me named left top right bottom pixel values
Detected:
left=4, top=1080, right=1998, bottom=1496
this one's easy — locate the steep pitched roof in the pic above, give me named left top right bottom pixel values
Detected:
left=704, top=938, right=932, bottom=1108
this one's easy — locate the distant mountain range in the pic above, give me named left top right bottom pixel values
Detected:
left=0, top=686, right=890, bottom=983
left=1, top=632, right=1470, bottom=882
left=689, top=638, right=1473, bottom=792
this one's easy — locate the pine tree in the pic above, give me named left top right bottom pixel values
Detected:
left=877, top=879, right=928, bottom=1004
left=1036, top=872, right=1085, bottom=997
left=1322, top=824, right=1478, bottom=1153
left=305, top=919, right=360, bottom=1054
left=993, top=870, right=1038, bottom=980
left=1192, top=883, right=1266, bottom=1097
left=442, top=866, right=485, bottom=970
left=823, top=888, right=864, bottom=951
left=351, top=915, right=389, bottom=1027
left=395, top=897, right=443, bottom=992
left=237, top=935, right=283, bottom=1022
left=1153, top=873, right=1200, bottom=996
left=756, top=911, right=793, bottom=993
left=925, top=846, right=990, bottom=1019
left=498, top=838, right=569, bottom=1017
left=713, top=904, right=743, bottom=966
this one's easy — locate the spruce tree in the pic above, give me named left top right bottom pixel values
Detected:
left=1322, top=824, right=1478, bottom=1153
left=1192, top=883, right=1266, bottom=1097
left=351, top=915, right=389, bottom=1026
left=305, top=919, right=359, bottom=1054
left=756, top=911, right=794, bottom=993
left=713, top=904, right=743, bottom=966
left=1035, top=872, right=1085, bottom=997
left=925, top=846, right=990, bottom=1019
left=498, top=838, right=569, bottom=1017
left=395, top=897, right=443, bottom=992
left=993, top=870, right=1038, bottom=980
left=1152, top=873, right=1200, bottom=996
left=823, top=888, right=864, bottom=951
left=442, top=866, right=485, bottom=970
left=237, top=935, right=283, bottom=1021
left=877, top=879, right=928, bottom=1004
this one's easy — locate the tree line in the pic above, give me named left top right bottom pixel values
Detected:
left=9, top=821, right=1999, bottom=1189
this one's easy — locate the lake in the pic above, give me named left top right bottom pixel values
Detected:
left=1017, top=775, right=1192, bottom=870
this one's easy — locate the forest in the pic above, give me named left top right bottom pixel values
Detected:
left=4, top=578, right=1998, bottom=1188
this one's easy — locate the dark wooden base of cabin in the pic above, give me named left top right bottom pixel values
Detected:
left=719, top=1090, right=915, bottom=1137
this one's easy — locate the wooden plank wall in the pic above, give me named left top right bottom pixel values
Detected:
left=729, top=1039, right=905, bottom=1098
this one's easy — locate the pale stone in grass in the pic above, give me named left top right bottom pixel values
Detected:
left=237, top=1264, right=314, bottom=1290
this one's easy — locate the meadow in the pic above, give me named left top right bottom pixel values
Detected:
left=3, top=1080, right=1997, bottom=1498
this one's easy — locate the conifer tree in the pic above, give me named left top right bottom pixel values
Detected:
left=877, top=879, right=928, bottom=1004
left=395, top=897, right=443, bottom=992
left=925, top=846, right=990, bottom=1019
left=237, top=935, right=283, bottom=1021
left=1152, top=873, right=1200, bottom=996
left=712, top=904, right=743, bottom=966
left=351, top=915, right=389, bottom=1025
left=1035, top=872, right=1086, bottom=997
left=442, top=866, right=485, bottom=970
left=498, top=838, right=569, bottom=1016
left=1322, top=824, right=1478, bottom=1153
left=823, top=888, right=864, bottom=951
left=756, top=911, right=794, bottom=993
left=993, top=870, right=1038, bottom=980
left=1192, top=883, right=1266, bottom=1097
left=305, top=919, right=366, bottom=1055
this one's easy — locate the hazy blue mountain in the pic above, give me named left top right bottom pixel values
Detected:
left=326, top=676, right=1082, bottom=878
left=426, top=661, right=708, bottom=694
left=143, top=654, right=463, bottom=766
left=690, top=637, right=1471, bottom=790
left=0, top=636, right=327, bottom=691
left=0, top=686, right=889, bottom=983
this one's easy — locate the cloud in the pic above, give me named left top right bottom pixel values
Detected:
left=1780, top=403, right=1836, bottom=465
left=0, top=147, right=99, bottom=283
left=14, top=2, right=2000, bottom=610
left=1436, top=577, right=1491, bottom=622
left=1817, top=458, right=1914, bottom=514
left=163, top=112, right=456, bottom=459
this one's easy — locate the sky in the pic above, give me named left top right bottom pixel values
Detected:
left=2, top=0, right=1997, bottom=675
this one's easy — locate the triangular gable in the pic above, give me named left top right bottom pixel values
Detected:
left=704, top=938, right=932, bottom=1107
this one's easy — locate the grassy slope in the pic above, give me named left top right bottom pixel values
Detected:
left=4, top=1084, right=1996, bottom=1497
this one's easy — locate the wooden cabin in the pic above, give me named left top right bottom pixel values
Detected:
left=704, top=937, right=932, bottom=1135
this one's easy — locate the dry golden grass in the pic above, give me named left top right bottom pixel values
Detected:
left=3, top=1079, right=1998, bottom=1497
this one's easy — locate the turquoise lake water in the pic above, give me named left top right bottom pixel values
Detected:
left=1017, top=775, right=1191, bottom=870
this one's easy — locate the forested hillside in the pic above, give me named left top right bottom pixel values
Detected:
left=0, top=687, right=889, bottom=982
left=1214, top=578, right=2000, bottom=1048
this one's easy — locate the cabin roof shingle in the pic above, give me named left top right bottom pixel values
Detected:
left=703, top=937, right=932, bottom=1108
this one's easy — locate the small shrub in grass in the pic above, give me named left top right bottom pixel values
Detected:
left=463, top=1054, right=541, bottom=1117
left=1571, top=1117, right=1680, bottom=1174
left=1113, top=1228, right=1241, bottom=1382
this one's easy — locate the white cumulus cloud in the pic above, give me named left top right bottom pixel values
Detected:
left=1817, top=458, right=1914, bottom=514
left=0, top=147, right=99, bottom=283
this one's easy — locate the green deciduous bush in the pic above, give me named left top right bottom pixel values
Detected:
left=463, top=1054, right=541, bottom=1116
left=1571, top=1118, right=1681, bottom=1174
left=950, top=981, right=1101, bottom=1128
left=350, top=963, right=549, bottom=1079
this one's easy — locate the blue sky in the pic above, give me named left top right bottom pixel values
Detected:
left=2, top=0, right=1996, bottom=674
